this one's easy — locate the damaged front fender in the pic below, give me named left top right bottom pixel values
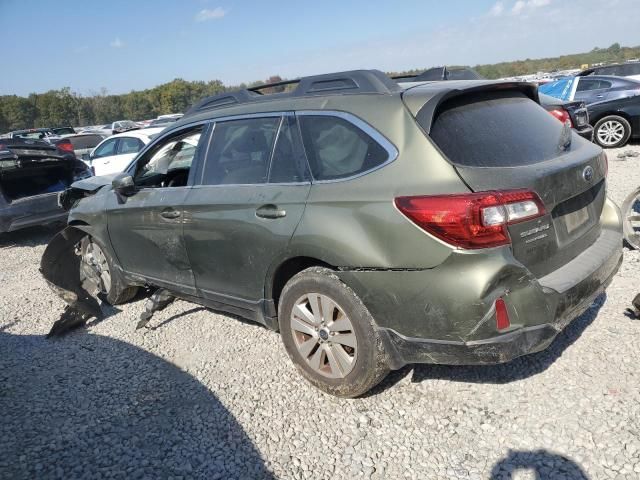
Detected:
left=40, top=227, right=103, bottom=336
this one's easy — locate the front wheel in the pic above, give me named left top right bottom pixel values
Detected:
left=80, top=236, right=138, bottom=305
left=278, top=267, right=389, bottom=397
left=594, top=115, right=632, bottom=148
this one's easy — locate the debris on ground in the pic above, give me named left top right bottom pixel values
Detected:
left=136, top=289, right=175, bottom=329
left=617, top=150, right=640, bottom=160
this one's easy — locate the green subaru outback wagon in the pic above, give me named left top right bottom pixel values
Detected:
left=43, top=70, right=622, bottom=397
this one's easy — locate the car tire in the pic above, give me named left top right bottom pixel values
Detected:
left=80, top=236, right=138, bottom=305
left=621, top=186, right=640, bottom=250
left=594, top=115, right=632, bottom=148
left=278, top=267, right=389, bottom=398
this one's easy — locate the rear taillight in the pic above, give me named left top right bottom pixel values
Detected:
left=547, top=108, right=573, bottom=128
left=56, top=140, right=74, bottom=153
left=395, top=190, right=546, bottom=249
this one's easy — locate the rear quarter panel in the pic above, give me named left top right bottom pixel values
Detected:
left=289, top=95, right=468, bottom=269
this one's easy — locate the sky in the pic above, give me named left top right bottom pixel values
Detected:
left=1, top=0, right=639, bottom=96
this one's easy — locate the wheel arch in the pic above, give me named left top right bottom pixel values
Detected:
left=266, top=256, right=336, bottom=312
left=591, top=110, right=633, bottom=125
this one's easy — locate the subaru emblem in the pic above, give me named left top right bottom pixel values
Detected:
left=582, top=166, right=594, bottom=183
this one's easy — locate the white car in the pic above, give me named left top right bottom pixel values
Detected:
left=89, top=128, right=164, bottom=176
left=81, top=120, right=139, bottom=136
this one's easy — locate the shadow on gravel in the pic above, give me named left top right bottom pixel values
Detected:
left=0, top=331, right=275, bottom=480
left=373, top=294, right=606, bottom=393
left=0, top=223, right=63, bottom=249
left=490, top=449, right=589, bottom=479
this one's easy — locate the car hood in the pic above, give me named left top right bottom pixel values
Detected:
left=70, top=173, right=117, bottom=192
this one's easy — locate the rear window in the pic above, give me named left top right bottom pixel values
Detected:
left=69, top=134, right=103, bottom=149
left=53, top=127, right=75, bottom=135
left=428, top=91, right=569, bottom=168
left=622, top=63, right=640, bottom=75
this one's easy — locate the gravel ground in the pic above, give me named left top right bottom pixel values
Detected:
left=1, top=143, right=640, bottom=480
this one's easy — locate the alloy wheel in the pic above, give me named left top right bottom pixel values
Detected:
left=290, top=293, right=357, bottom=378
left=596, top=120, right=626, bottom=147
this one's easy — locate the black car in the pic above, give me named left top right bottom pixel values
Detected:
left=587, top=94, right=640, bottom=148
left=539, top=94, right=593, bottom=141
left=393, top=66, right=483, bottom=82
left=51, top=126, right=76, bottom=136
left=573, top=75, right=640, bottom=106
left=577, top=62, right=640, bottom=82
left=0, top=138, right=92, bottom=232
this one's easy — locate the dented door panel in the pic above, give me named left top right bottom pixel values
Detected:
left=106, top=187, right=196, bottom=293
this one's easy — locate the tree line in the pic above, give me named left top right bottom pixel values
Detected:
left=1, top=43, right=638, bottom=133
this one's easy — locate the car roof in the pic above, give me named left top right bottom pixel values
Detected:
left=108, top=127, right=165, bottom=141
left=579, top=75, right=640, bottom=85
left=168, top=70, right=535, bottom=134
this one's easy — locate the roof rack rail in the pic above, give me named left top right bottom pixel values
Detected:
left=392, top=67, right=484, bottom=82
left=184, top=69, right=401, bottom=116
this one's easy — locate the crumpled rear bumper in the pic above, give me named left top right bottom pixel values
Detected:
left=337, top=198, right=623, bottom=370
left=378, top=246, right=621, bottom=368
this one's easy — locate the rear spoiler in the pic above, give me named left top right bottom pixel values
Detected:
left=403, top=81, right=539, bottom=134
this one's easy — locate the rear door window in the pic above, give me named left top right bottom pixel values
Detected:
left=118, top=137, right=143, bottom=154
left=595, top=66, right=619, bottom=76
left=69, top=135, right=104, bottom=150
left=623, top=63, right=640, bottom=76
left=298, top=115, right=389, bottom=180
left=268, top=117, right=310, bottom=183
left=428, top=91, right=569, bottom=167
left=202, top=117, right=280, bottom=185
left=576, top=79, right=611, bottom=91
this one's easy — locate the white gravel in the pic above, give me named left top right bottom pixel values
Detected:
left=1, top=142, right=640, bottom=480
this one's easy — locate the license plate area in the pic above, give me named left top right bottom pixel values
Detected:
left=552, top=180, right=605, bottom=245
left=564, top=206, right=590, bottom=234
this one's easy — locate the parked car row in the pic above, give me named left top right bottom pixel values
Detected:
left=540, top=73, right=640, bottom=148
left=0, top=138, right=93, bottom=232
left=40, top=69, right=622, bottom=398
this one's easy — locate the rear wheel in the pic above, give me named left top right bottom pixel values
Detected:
left=622, top=187, right=640, bottom=250
left=278, top=267, right=389, bottom=397
left=80, top=236, right=138, bottom=305
left=594, top=115, right=632, bottom=148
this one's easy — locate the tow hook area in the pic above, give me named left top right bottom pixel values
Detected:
left=40, top=228, right=104, bottom=337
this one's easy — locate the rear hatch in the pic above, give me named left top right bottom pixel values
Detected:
left=0, top=141, right=75, bottom=203
left=405, top=85, right=606, bottom=278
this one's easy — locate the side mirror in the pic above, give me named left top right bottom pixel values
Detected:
left=112, top=173, right=136, bottom=197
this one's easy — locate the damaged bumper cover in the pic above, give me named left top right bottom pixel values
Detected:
left=337, top=207, right=623, bottom=370
left=40, top=227, right=103, bottom=336
left=378, top=240, right=621, bottom=368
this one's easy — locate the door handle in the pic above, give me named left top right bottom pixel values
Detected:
left=256, top=204, right=286, bottom=219
left=160, top=208, right=181, bottom=219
